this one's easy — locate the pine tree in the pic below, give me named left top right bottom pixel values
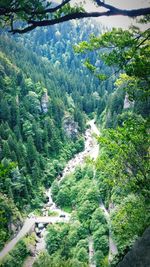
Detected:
left=31, top=161, right=40, bottom=186
left=26, top=136, right=38, bottom=170
left=2, top=141, right=11, bottom=159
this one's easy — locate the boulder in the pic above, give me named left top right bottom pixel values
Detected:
left=38, top=223, right=44, bottom=229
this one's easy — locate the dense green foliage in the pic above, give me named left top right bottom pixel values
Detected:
left=49, top=165, right=109, bottom=266
left=0, top=192, right=22, bottom=250
left=0, top=23, right=100, bottom=247
left=75, top=26, right=150, bottom=127
left=76, top=25, right=150, bottom=264
left=41, top=24, right=149, bottom=266
left=0, top=20, right=114, bottom=259
left=0, top=20, right=114, bottom=248
left=14, top=20, right=114, bottom=115
left=0, top=239, right=29, bottom=267
left=0, top=11, right=149, bottom=267
left=33, top=251, right=89, bottom=267
left=95, top=116, right=149, bottom=261
left=0, top=34, right=86, bottom=206
left=111, top=194, right=148, bottom=250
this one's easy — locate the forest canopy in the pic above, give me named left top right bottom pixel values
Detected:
left=0, top=1, right=150, bottom=266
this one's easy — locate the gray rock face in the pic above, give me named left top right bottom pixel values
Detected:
left=117, top=227, right=150, bottom=267
left=9, top=219, right=23, bottom=237
left=63, top=116, right=78, bottom=138
left=123, top=94, right=134, bottom=109
left=41, top=90, right=49, bottom=113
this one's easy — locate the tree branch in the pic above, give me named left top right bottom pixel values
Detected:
left=95, top=0, right=120, bottom=12
left=0, top=1, right=72, bottom=15
left=11, top=7, right=150, bottom=34
left=0, top=0, right=149, bottom=34
left=36, top=0, right=71, bottom=14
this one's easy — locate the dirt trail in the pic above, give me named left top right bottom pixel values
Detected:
left=100, top=202, right=118, bottom=261
left=0, top=215, right=70, bottom=260
left=89, top=237, right=96, bottom=267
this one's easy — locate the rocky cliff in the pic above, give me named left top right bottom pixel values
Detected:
left=117, top=227, right=150, bottom=267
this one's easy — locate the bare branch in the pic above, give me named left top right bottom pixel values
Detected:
left=95, top=0, right=120, bottom=12
left=36, top=0, right=71, bottom=14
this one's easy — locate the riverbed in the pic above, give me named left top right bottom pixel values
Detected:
left=23, top=119, right=100, bottom=266
left=0, top=119, right=118, bottom=266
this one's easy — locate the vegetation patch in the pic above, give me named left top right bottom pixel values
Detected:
left=0, top=240, right=29, bottom=267
left=48, top=211, right=59, bottom=217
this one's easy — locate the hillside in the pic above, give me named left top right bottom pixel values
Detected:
left=0, top=32, right=86, bottom=249
left=0, top=14, right=149, bottom=267
left=0, top=19, right=114, bottom=251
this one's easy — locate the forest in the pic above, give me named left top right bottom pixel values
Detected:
left=0, top=1, right=149, bottom=267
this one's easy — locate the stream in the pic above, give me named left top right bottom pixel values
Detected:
left=0, top=119, right=118, bottom=266
left=24, top=119, right=100, bottom=266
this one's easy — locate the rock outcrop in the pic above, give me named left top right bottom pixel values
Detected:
left=123, top=94, right=134, bottom=109
left=41, top=90, right=49, bottom=113
left=63, top=115, right=78, bottom=138
left=117, top=227, right=150, bottom=267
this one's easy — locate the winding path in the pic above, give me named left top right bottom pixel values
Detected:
left=0, top=120, right=98, bottom=261
left=0, top=215, right=70, bottom=260
left=0, top=218, right=35, bottom=259
left=0, top=119, right=117, bottom=265
left=100, top=202, right=118, bottom=262
left=89, top=121, right=118, bottom=264
left=89, top=237, right=96, bottom=267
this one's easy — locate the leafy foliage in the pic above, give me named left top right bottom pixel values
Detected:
left=0, top=23, right=98, bottom=247
left=75, top=23, right=150, bottom=264
left=49, top=165, right=109, bottom=265
left=0, top=7, right=149, bottom=266
left=111, top=194, right=149, bottom=252
left=0, top=193, right=22, bottom=250
left=0, top=239, right=29, bottom=267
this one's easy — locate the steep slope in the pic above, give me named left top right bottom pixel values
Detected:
left=13, top=19, right=114, bottom=115
left=0, top=19, right=111, bottom=252
left=0, top=34, right=87, bottom=249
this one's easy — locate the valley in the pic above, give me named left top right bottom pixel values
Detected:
left=0, top=2, right=149, bottom=266
left=0, top=119, right=106, bottom=266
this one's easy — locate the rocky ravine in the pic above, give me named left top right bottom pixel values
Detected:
left=0, top=120, right=118, bottom=266
left=0, top=120, right=99, bottom=263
